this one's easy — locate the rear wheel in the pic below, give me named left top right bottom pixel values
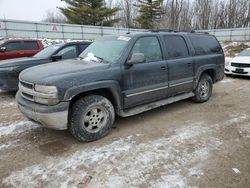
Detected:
left=69, top=95, right=115, bottom=142
left=192, top=73, right=213, bottom=103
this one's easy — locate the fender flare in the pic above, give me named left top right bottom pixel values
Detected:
left=63, top=80, right=123, bottom=110
left=194, top=64, right=217, bottom=89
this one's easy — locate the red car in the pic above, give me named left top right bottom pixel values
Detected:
left=0, top=39, right=44, bottom=61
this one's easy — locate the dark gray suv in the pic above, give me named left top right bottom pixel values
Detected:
left=16, top=31, right=225, bottom=142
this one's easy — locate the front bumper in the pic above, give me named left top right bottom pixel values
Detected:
left=0, top=71, right=19, bottom=91
left=225, top=65, right=250, bottom=76
left=16, top=91, right=69, bottom=130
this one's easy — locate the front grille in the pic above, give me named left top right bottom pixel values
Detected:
left=232, top=71, right=248, bottom=74
left=20, top=80, right=34, bottom=89
left=21, top=92, right=34, bottom=101
left=231, top=63, right=250, bottom=68
left=19, top=80, right=35, bottom=102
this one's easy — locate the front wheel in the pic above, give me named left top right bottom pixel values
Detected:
left=69, top=95, right=115, bottom=142
left=192, top=74, right=213, bottom=103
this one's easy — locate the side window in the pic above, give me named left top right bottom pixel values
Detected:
left=22, top=41, right=39, bottom=50
left=164, top=36, right=189, bottom=59
left=5, top=42, right=23, bottom=52
left=79, top=44, right=89, bottom=53
left=189, top=35, right=222, bottom=55
left=56, top=45, right=77, bottom=59
left=131, top=36, right=163, bottom=62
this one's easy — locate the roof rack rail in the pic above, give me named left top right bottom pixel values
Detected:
left=151, top=29, right=179, bottom=33
left=190, top=30, right=210, bottom=34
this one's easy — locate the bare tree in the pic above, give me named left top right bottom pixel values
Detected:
left=42, top=9, right=67, bottom=23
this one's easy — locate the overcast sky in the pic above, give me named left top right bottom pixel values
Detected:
left=0, top=0, right=66, bottom=21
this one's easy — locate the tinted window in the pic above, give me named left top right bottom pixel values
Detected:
left=131, top=36, right=162, bottom=62
left=79, top=44, right=90, bottom=53
left=189, top=34, right=222, bottom=55
left=34, top=45, right=61, bottom=58
left=23, top=41, right=39, bottom=50
left=56, top=45, right=77, bottom=59
left=164, top=36, right=189, bottom=59
left=5, top=42, right=23, bottom=51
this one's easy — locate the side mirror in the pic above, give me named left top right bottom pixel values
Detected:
left=0, top=46, right=6, bottom=53
left=127, top=53, right=145, bottom=65
left=51, top=54, right=62, bottom=61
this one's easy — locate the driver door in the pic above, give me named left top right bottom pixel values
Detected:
left=122, top=36, right=168, bottom=108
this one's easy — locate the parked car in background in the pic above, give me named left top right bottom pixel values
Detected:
left=0, top=41, right=91, bottom=91
left=0, top=39, right=44, bottom=60
left=225, top=48, right=250, bottom=76
left=17, top=32, right=224, bottom=142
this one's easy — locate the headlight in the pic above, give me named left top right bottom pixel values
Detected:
left=34, top=84, right=58, bottom=105
left=225, top=61, right=230, bottom=66
left=35, top=84, right=57, bottom=94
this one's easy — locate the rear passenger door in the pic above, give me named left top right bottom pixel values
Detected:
left=164, top=35, right=194, bottom=96
left=22, top=41, right=40, bottom=56
left=122, top=36, right=168, bottom=108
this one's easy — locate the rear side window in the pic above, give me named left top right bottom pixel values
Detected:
left=164, top=36, right=189, bottom=59
left=22, top=41, right=39, bottom=50
left=79, top=44, right=89, bottom=53
left=189, top=34, right=222, bottom=55
left=56, top=45, right=77, bottom=59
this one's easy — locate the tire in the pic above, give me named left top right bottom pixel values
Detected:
left=192, top=73, right=213, bottom=103
left=69, top=95, right=115, bottom=142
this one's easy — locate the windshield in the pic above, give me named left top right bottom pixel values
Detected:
left=34, top=44, right=61, bottom=58
left=79, top=37, right=130, bottom=63
left=239, top=48, right=250, bottom=56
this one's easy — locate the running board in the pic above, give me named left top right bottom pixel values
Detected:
left=119, top=92, right=195, bottom=117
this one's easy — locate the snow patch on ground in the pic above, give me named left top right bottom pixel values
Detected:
left=0, top=140, right=20, bottom=151
left=0, top=102, right=17, bottom=108
left=0, top=121, right=39, bottom=137
left=3, top=123, right=222, bottom=188
left=227, top=113, right=248, bottom=125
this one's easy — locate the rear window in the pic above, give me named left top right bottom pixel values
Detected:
left=189, top=34, right=222, bottom=55
left=164, top=35, right=189, bottom=59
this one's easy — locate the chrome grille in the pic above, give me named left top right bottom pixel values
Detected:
left=231, top=63, right=250, bottom=68
left=19, top=80, right=35, bottom=102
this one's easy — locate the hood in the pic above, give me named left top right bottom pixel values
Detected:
left=0, top=57, right=46, bottom=68
left=230, top=56, right=250, bottom=64
left=20, top=59, right=111, bottom=84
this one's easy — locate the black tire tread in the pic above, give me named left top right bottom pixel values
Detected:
left=69, top=95, right=115, bottom=142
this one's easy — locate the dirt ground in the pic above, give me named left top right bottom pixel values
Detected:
left=0, top=76, right=250, bottom=188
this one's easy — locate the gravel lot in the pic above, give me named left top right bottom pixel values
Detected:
left=0, top=76, right=250, bottom=188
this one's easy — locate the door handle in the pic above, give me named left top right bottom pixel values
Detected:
left=187, top=62, right=192, bottom=66
left=161, top=66, right=167, bottom=70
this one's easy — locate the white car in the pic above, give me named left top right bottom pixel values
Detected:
left=225, top=48, right=250, bottom=76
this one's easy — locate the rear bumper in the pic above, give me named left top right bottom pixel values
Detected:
left=0, top=71, right=19, bottom=91
left=16, top=91, right=69, bottom=130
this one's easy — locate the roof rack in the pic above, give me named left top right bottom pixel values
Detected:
left=190, top=30, right=209, bottom=34
left=151, top=29, right=179, bottom=33
left=150, top=29, right=210, bottom=34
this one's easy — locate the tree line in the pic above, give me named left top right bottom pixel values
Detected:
left=43, top=0, right=250, bottom=30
